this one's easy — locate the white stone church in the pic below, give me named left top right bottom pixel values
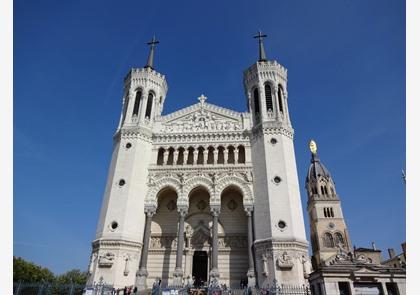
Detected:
left=87, top=34, right=312, bottom=290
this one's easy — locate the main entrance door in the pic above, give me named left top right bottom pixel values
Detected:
left=192, top=251, right=208, bottom=287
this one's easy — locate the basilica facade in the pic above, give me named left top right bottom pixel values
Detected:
left=87, top=36, right=311, bottom=290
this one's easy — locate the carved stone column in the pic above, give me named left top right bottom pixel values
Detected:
left=209, top=206, right=220, bottom=280
left=136, top=207, right=156, bottom=290
left=223, top=149, right=229, bottom=165
left=245, top=207, right=256, bottom=287
left=233, top=146, right=239, bottom=164
left=173, top=207, right=188, bottom=286
left=193, top=149, right=199, bottom=165
left=173, top=149, right=179, bottom=165
left=183, top=149, right=188, bottom=165
left=203, top=148, right=209, bottom=165
left=163, top=150, right=169, bottom=165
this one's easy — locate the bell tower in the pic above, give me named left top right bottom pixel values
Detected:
left=305, top=140, right=352, bottom=269
left=244, top=32, right=310, bottom=287
left=87, top=36, right=167, bottom=289
left=118, top=35, right=168, bottom=130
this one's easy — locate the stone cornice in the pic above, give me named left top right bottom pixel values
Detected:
left=118, top=127, right=153, bottom=142
left=152, top=130, right=252, bottom=145
left=92, top=239, right=142, bottom=250
left=251, top=122, right=294, bottom=140
left=148, top=164, right=253, bottom=173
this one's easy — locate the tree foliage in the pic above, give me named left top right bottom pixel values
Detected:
left=13, top=256, right=88, bottom=285
left=13, top=256, right=55, bottom=283
left=56, top=269, right=88, bottom=285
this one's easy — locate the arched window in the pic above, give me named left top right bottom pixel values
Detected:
left=330, top=207, right=335, bottom=217
left=167, top=147, right=175, bottom=165
left=227, top=146, right=235, bottom=164
left=237, top=145, right=246, bottom=164
left=132, top=90, right=142, bottom=116
left=177, top=147, right=185, bottom=165
left=197, top=147, right=205, bottom=165
left=157, top=148, right=164, bottom=165
left=265, top=84, right=273, bottom=112
left=217, top=146, right=225, bottom=164
left=207, top=146, right=215, bottom=164
left=330, top=186, right=335, bottom=195
left=324, top=232, right=334, bottom=248
left=145, top=92, right=154, bottom=119
left=278, top=85, right=284, bottom=114
left=334, top=232, right=345, bottom=246
left=253, top=88, right=260, bottom=119
left=187, top=147, right=194, bottom=165
left=324, top=207, right=327, bottom=218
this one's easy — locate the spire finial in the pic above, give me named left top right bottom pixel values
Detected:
left=309, top=139, right=317, bottom=155
left=253, top=30, right=268, bottom=62
left=145, top=35, right=159, bottom=69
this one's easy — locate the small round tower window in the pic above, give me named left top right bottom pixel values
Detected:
left=273, top=176, right=281, bottom=184
left=110, top=221, right=118, bottom=230
left=278, top=220, right=286, bottom=229
left=126, top=143, right=132, bottom=149
left=118, top=179, right=126, bottom=186
left=270, top=138, right=277, bottom=145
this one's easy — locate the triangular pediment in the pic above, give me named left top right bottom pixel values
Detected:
left=159, top=102, right=246, bottom=133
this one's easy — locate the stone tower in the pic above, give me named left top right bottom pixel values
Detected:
left=87, top=37, right=168, bottom=287
left=244, top=32, right=310, bottom=286
left=305, top=140, right=352, bottom=269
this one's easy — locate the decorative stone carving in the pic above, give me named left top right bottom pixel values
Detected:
left=227, top=199, right=238, bottom=211
left=88, top=252, right=97, bottom=274
left=98, top=252, right=115, bottom=267
left=276, top=251, right=294, bottom=270
left=123, top=254, right=131, bottom=276
left=161, top=108, right=242, bottom=133
left=196, top=199, right=207, bottom=211
left=166, top=200, right=176, bottom=211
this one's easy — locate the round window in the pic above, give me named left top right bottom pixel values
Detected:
left=119, top=179, right=126, bottom=186
left=278, top=220, right=286, bottom=229
left=273, top=176, right=281, bottom=184
left=110, top=221, right=118, bottom=230
left=270, top=138, right=278, bottom=145
left=126, top=143, right=132, bottom=149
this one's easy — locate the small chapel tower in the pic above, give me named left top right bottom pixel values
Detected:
left=305, top=140, right=352, bottom=269
left=244, top=32, right=310, bottom=286
left=118, top=36, right=168, bottom=129
left=87, top=37, right=168, bottom=288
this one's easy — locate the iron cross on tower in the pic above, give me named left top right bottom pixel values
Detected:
left=145, top=35, right=159, bottom=69
left=253, top=31, right=268, bottom=62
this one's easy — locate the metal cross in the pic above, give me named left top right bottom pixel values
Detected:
left=253, top=30, right=268, bottom=61
left=253, top=30, right=267, bottom=42
left=147, top=35, right=159, bottom=48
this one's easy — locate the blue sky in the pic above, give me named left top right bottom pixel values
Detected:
left=14, top=0, right=405, bottom=274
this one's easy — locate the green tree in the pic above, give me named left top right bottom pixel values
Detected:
left=13, top=256, right=55, bottom=283
left=56, top=269, right=88, bottom=285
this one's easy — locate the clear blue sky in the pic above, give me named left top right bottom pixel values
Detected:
left=14, top=0, right=405, bottom=274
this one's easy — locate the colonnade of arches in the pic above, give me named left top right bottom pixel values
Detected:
left=323, top=231, right=345, bottom=248
left=122, top=88, right=162, bottom=124
left=138, top=183, right=255, bottom=287
left=156, top=145, right=246, bottom=166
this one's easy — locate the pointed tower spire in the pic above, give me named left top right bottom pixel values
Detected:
left=145, top=35, right=159, bottom=69
left=253, top=31, right=268, bottom=62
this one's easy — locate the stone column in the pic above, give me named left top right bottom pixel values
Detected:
left=136, top=208, right=156, bottom=290
left=203, top=148, right=209, bottom=165
left=223, top=149, right=229, bottom=165
left=245, top=207, right=256, bottom=287
left=183, top=149, right=188, bottom=165
left=173, top=149, right=179, bottom=165
left=233, top=146, right=239, bottom=164
left=173, top=207, right=188, bottom=286
left=163, top=150, right=169, bottom=165
left=193, top=149, right=199, bottom=165
left=209, top=206, right=220, bottom=281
